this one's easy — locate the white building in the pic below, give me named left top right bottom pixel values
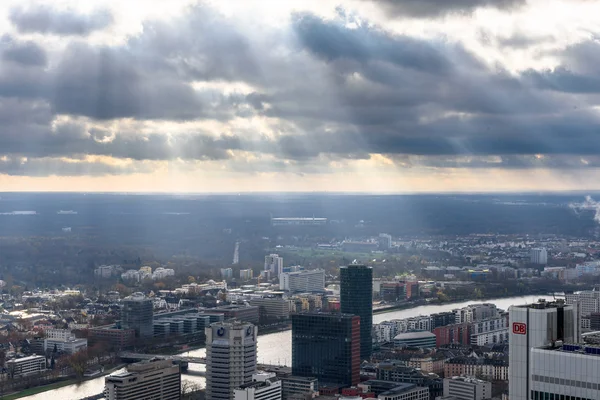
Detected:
left=121, top=269, right=141, bottom=282
left=7, top=355, right=46, bottom=377
left=104, top=359, right=181, bottom=400
left=374, top=321, right=398, bottom=343
left=44, top=337, right=87, bottom=355
left=206, top=321, right=258, bottom=400
left=530, top=343, right=600, bottom=400
left=469, top=314, right=509, bottom=346
left=279, top=269, right=325, bottom=293
left=508, top=300, right=575, bottom=400
left=152, top=267, right=175, bottom=280
left=530, top=248, right=548, bottom=265
left=234, top=372, right=282, bottom=400
left=565, top=290, right=600, bottom=316
left=454, top=304, right=499, bottom=324
left=443, top=376, right=492, bottom=400
left=265, top=254, right=284, bottom=277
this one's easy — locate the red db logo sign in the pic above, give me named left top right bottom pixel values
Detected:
left=513, top=322, right=527, bottom=335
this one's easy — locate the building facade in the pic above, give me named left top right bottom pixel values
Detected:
left=206, top=321, right=258, bottom=400
left=340, top=264, right=373, bottom=360
left=530, top=343, right=600, bottom=400
left=104, top=359, right=181, bottom=400
left=121, top=293, right=154, bottom=338
left=530, top=248, right=548, bottom=265
left=7, top=355, right=46, bottom=377
left=234, top=372, right=282, bottom=400
left=443, top=376, right=492, bottom=400
left=508, top=300, right=575, bottom=400
left=280, top=269, right=325, bottom=293
left=292, top=313, right=360, bottom=387
left=265, top=254, right=284, bottom=277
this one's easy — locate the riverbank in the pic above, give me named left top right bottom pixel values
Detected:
left=2, top=363, right=126, bottom=400
left=372, top=291, right=562, bottom=316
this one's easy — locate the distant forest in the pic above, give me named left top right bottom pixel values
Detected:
left=0, top=193, right=597, bottom=286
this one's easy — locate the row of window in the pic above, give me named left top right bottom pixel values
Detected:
left=531, top=391, right=593, bottom=400
left=532, top=375, right=600, bottom=390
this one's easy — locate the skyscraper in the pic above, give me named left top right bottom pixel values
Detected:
left=530, top=248, right=548, bottom=265
left=508, top=299, right=575, bottom=400
left=121, top=292, right=154, bottom=338
left=340, top=264, right=373, bottom=360
left=206, top=321, right=258, bottom=400
left=292, top=312, right=360, bottom=387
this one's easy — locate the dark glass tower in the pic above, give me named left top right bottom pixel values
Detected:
left=292, top=313, right=360, bottom=387
left=340, top=264, right=373, bottom=360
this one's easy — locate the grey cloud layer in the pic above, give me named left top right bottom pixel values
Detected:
left=359, top=0, right=525, bottom=18
left=0, top=3, right=599, bottom=176
left=9, top=6, right=113, bottom=36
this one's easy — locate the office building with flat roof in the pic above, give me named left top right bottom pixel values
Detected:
left=340, top=264, right=373, bottom=360
left=443, top=376, right=492, bottom=400
left=280, top=269, right=326, bottom=293
left=508, top=299, right=575, bottom=400
left=234, top=372, right=282, bottom=400
left=206, top=321, right=258, bottom=400
left=393, top=331, right=437, bottom=348
left=6, top=355, right=46, bottom=377
left=292, top=312, right=360, bottom=387
left=104, top=359, right=181, bottom=400
left=121, top=292, right=154, bottom=338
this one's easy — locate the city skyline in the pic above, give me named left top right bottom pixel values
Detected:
left=1, top=1, right=600, bottom=192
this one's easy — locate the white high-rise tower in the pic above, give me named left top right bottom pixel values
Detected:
left=206, top=321, right=258, bottom=400
left=508, top=299, right=574, bottom=400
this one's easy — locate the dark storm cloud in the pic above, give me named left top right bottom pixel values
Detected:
left=9, top=6, right=113, bottom=36
left=1, top=36, right=47, bottom=67
left=293, top=13, right=454, bottom=74
left=360, top=0, right=525, bottom=18
left=1, top=4, right=600, bottom=177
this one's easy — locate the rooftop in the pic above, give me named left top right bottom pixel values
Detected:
left=394, top=331, right=436, bottom=340
left=511, top=299, right=569, bottom=310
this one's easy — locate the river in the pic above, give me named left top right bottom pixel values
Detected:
left=23, top=294, right=555, bottom=399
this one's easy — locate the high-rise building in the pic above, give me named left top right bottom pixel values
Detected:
left=221, top=268, right=233, bottom=279
left=265, top=254, right=284, bottom=277
left=234, top=372, right=282, bottom=400
left=443, top=376, right=492, bottom=400
left=104, top=359, right=181, bottom=400
left=280, top=269, right=325, bottom=293
left=340, top=264, right=373, bottom=360
left=529, top=342, right=600, bottom=400
left=121, top=292, right=154, bottom=338
left=508, top=299, right=575, bottom=400
left=240, top=269, right=254, bottom=281
left=530, top=248, right=548, bottom=265
left=292, top=313, right=360, bottom=387
left=206, top=321, right=258, bottom=400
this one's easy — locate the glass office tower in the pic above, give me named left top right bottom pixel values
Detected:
left=340, top=264, right=373, bottom=360
left=292, top=313, right=360, bottom=387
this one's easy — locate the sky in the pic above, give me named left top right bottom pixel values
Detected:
left=1, top=0, right=600, bottom=193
